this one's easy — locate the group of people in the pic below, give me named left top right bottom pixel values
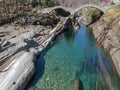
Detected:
left=104, top=0, right=110, bottom=3
left=103, top=0, right=120, bottom=5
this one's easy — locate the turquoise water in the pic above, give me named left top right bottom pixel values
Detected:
left=28, top=25, right=120, bottom=90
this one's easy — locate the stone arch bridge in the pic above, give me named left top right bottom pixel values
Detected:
left=39, top=4, right=115, bottom=15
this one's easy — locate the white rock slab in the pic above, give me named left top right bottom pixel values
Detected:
left=8, top=31, right=35, bottom=44
left=0, top=52, right=36, bottom=90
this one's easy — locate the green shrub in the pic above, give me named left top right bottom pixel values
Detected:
left=115, top=5, right=120, bottom=9
left=90, top=8, right=103, bottom=22
left=31, top=0, right=38, bottom=7
left=45, top=0, right=54, bottom=7
left=38, top=0, right=42, bottom=6
left=31, top=0, right=54, bottom=7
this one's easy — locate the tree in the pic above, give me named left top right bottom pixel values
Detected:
left=2, top=0, right=9, bottom=19
left=38, top=0, right=42, bottom=6
left=31, top=0, right=38, bottom=7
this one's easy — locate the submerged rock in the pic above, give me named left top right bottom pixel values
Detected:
left=53, top=66, right=60, bottom=71
left=73, top=80, right=83, bottom=90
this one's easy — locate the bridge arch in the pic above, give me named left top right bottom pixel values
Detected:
left=73, top=4, right=105, bottom=14
left=40, top=4, right=113, bottom=15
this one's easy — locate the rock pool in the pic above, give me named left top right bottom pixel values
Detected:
left=28, top=25, right=120, bottom=90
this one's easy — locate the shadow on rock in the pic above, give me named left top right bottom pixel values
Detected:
left=29, top=50, right=46, bottom=86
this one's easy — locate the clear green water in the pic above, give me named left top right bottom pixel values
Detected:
left=28, top=25, right=120, bottom=90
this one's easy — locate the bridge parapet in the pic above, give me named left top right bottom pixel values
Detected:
left=38, top=3, right=115, bottom=15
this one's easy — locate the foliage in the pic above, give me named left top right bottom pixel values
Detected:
left=34, top=0, right=54, bottom=7
left=115, top=5, right=120, bottom=10
left=38, top=0, right=42, bottom=6
left=45, top=0, right=54, bottom=7
left=90, top=8, right=103, bottom=22
left=30, top=0, right=54, bottom=7
left=31, top=0, right=38, bottom=7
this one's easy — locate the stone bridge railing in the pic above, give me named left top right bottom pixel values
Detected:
left=38, top=3, right=115, bottom=15
left=70, top=4, right=113, bottom=14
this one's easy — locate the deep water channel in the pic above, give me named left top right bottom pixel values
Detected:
left=28, top=25, right=120, bottom=90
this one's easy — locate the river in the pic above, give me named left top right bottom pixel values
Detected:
left=28, top=25, right=120, bottom=90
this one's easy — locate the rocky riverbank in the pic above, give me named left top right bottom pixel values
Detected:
left=0, top=7, right=72, bottom=90
left=73, top=7, right=103, bottom=25
left=0, top=4, right=120, bottom=90
left=92, top=5, right=120, bottom=76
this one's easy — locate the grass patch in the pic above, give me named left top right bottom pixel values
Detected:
left=89, top=8, right=103, bottom=23
left=115, top=5, right=120, bottom=9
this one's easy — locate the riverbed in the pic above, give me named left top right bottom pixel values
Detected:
left=28, top=25, right=120, bottom=90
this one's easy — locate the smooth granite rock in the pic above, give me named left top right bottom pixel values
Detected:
left=92, top=7, right=120, bottom=76
left=0, top=52, right=36, bottom=90
left=0, top=16, right=70, bottom=90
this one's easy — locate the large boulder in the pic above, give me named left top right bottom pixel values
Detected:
left=92, top=6, right=120, bottom=76
left=0, top=52, right=36, bottom=90
left=74, top=7, right=103, bottom=26
left=17, top=12, right=60, bottom=27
